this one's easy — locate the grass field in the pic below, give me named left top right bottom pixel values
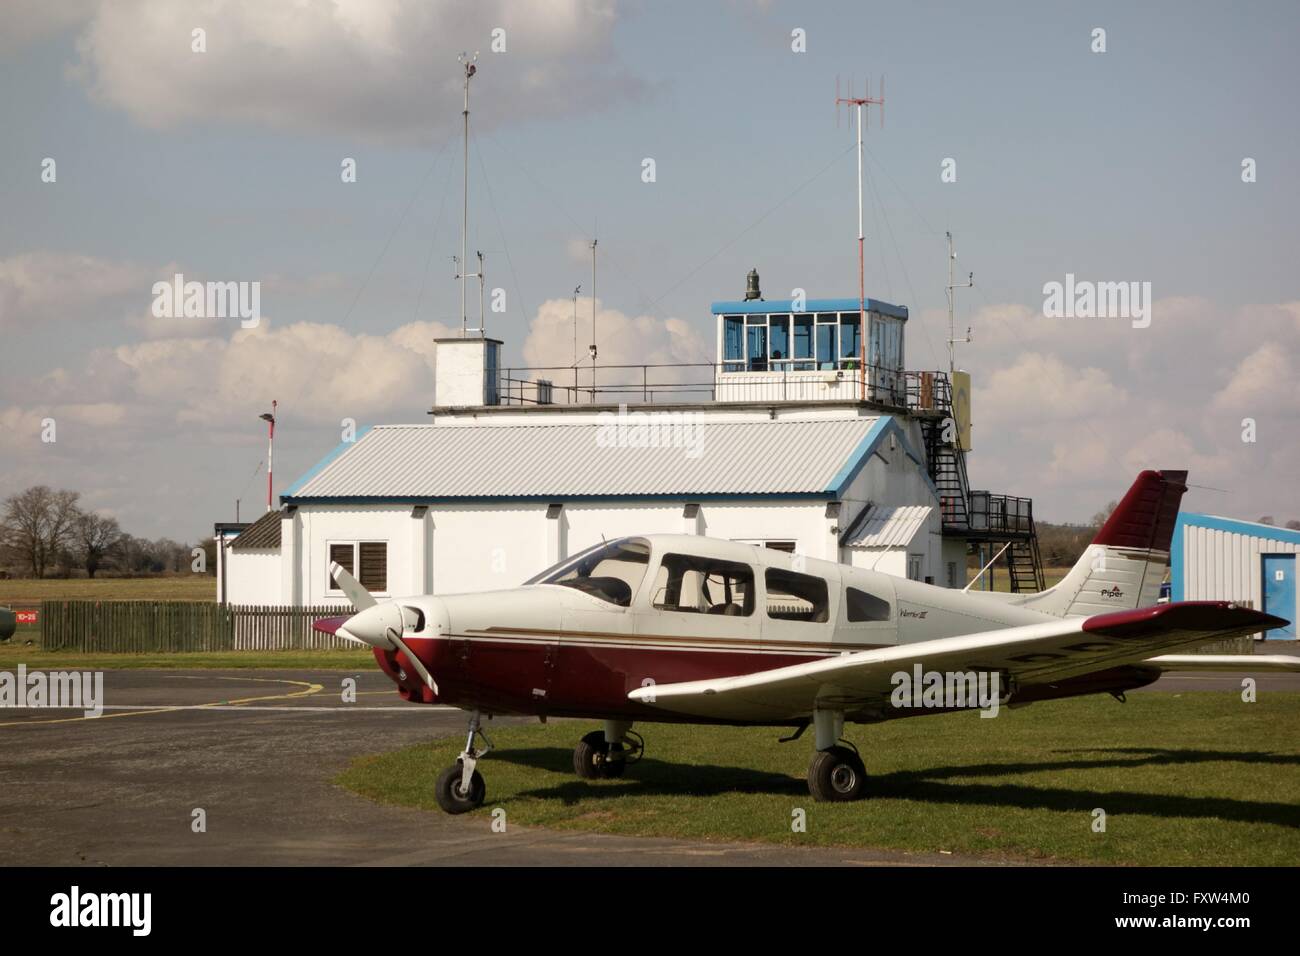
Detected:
left=0, top=642, right=370, bottom=670
left=980, top=566, right=1071, bottom=593
left=337, top=692, right=1300, bottom=865
left=0, top=575, right=214, bottom=604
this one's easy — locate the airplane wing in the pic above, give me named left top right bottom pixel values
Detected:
left=1141, top=654, right=1300, bottom=673
left=627, top=601, right=1286, bottom=722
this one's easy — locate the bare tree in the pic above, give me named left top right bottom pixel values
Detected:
left=1286, top=520, right=1300, bottom=532
left=0, top=486, right=83, bottom=578
left=1089, top=500, right=1119, bottom=529
left=75, top=512, right=124, bottom=578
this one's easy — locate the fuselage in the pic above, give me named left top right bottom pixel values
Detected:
left=366, top=535, right=1159, bottom=723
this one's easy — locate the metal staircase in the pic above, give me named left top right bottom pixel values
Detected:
left=907, top=370, right=1045, bottom=594
left=1007, top=537, right=1047, bottom=593
left=909, top=373, right=970, bottom=532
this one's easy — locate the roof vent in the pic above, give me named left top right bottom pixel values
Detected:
left=744, top=268, right=762, bottom=301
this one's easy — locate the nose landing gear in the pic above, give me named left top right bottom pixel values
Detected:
left=435, top=711, right=492, bottom=814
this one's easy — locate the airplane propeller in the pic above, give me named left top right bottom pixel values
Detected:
left=324, top=562, right=439, bottom=696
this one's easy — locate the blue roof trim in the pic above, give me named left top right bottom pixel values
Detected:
left=826, top=416, right=892, bottom=495
left=280, top=425, right=375, bottom=500
left=281, top=491, right=834, bottom=505
left=824, top=415, right=939, bottom=503
left=1178, top=511, right=1300, bottom=546
left=711, top=298, right=908, bottom=320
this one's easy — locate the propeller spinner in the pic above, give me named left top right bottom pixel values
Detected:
left=324, top=562, right=438, bottom=695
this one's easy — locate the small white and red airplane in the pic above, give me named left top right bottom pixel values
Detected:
left=316, top=470, right=1295, bottom=813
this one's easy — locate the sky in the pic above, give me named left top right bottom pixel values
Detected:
left=1, top=0, right=1298, bottom=542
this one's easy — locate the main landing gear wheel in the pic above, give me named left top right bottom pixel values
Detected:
left=435, top=761, right=486, bottom=814
left=807, top=745, right=868, bottom=802
left=574, top=730, right=627, bottom=779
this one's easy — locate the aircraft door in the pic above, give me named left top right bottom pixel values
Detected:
left=634, top=551, right=761, bottom=686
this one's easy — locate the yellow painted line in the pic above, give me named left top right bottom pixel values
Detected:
left=0, top=677, right=323, bottom=728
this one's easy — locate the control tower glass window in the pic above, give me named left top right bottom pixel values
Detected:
left=792, top=314, right=814, bottom=369
left=769, top=314, right=790, bottom=364
left=839, top=313, right=860, bottom=364
left=722, top=316, right=743, bottom=369
left=746, top=318, right=768, bottom=371
left=815, top=313, right=837, bottom=370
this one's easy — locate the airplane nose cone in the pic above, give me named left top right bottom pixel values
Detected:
left=338, top=602, right=405, bottom=650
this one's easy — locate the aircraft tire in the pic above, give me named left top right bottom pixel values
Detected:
left=435, top=762, right=486, bottom=814
left=807, top=746, right=868, bottom=802
left=574, top=731, right=627, bottom=779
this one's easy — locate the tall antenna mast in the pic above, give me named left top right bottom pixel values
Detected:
left=836, top=76, right=884, bottom=401
left=589, top=236, right=598, bottom=402
left=457, top=51, right=479, bottom=338
left=945, top=231, right=973, bottom=374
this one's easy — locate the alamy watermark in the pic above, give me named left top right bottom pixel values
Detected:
left=890, top=664, right=1002, bottom=717
left=1042, top=273, right=1151, bottom=328
left=151, top=273, right=261, bottom=328
left=595, top=403, right=704, bottom=459
left=1, top=666, right=104, bottom=717
left=50, top=886, right=150, bottom=936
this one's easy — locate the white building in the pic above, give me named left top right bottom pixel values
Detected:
left=216, top=285, right=1041, bottom=606
left=1173, top=512, right=1298, bottom=642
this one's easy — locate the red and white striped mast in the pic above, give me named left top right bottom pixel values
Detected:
left=836, top=77, right=884, bottom=401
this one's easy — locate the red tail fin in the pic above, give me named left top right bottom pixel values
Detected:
left=1092, top=469, right=1187, bottom=552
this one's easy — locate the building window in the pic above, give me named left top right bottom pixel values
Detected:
left=766, top=568, right=829, bottom=623
left=329, top=541, right=388, bottom=593
left=846, top=586, right=891, bottom=622
left=815, top=313, right=837, bottom=369
left=792, top=314, right=814, bottom=368
left=946, top=561, right=958, bottom=589
left=723, top=316, right=744, bottom=365
left=907, top=554, right=923, bottom=581
left=769, top=314, right=790, bottom=364
left=839, top=312, right=860, bottom=363
left=649, top=553, right=754, bottom=616
left=746, top=318, right=768, bottom=371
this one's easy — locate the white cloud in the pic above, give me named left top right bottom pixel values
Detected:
left=1211, top=342, right=1298, bottom=412
left=976, top=352, right=1128, bottom=428
left=0, top=0, right=96, bottom=53
left=0, top=252, right=152, bottom=330
left=67, top=0, right=641, bottom=143
left=521, top=296, right=710, bottom=379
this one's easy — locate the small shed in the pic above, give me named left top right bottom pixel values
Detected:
left=1172, top=513, right=1298, bottom=641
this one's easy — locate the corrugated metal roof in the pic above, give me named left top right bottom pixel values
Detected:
left=285, top=418, right=882, bottom=500
left=230, top=509, right=282, bottom=550
left=845, top=504, right=931, bottom=548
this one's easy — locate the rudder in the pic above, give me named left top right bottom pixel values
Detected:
left=1017, top=470, right=1187, bottom=617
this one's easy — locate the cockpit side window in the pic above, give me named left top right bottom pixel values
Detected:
left=649, top=553, right=754, bottom=616
left=766, top=568, right=829, bottom=623
left=845, top=586, right=892, bottom=622
left=530, top=538, right=650, bottom=607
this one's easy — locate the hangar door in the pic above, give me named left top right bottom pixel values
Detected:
left=1262, top=554, right=1296, bottom=639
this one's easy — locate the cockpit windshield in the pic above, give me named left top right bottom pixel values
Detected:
left=525, top=537, right=651, bottom=607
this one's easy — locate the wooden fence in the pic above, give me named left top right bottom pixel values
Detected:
left=39, top=602, right=364, bottom=653
left=33, top=600, right=1264, bottom=655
